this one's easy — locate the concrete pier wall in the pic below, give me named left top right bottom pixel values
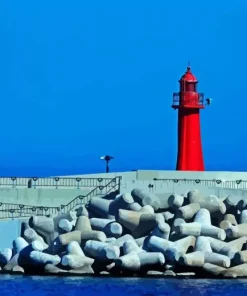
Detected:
left=0, top=169, right=247, bottom=249
left=64, top=170, right=247, bottom=185
left=63, top=170, right=247, bottom=192
left=0, top=188, right=91, bottom=206
left=0, top=170, right=245, bottom=207
left=0, top=218, right=28, bottom=249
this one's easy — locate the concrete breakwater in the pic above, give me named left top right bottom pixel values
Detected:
left=1, top=189, right=247, bottom=278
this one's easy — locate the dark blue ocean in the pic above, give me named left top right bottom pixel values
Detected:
left=1, top=275, right=247, bottom=296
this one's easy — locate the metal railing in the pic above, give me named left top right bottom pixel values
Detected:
left=172, top=92, right=204, bottom=108
left=0, top=177, right=116, bottom=189
left=60, top=176, right=121, bottom=213
left=1, top=176, right=247, bottom=219
left=0, top=176, right=122, bottom=219
left=0, top=202, right=60, bottom=219
left=153, top=178, right=246, bottom=189
left=0, top=176, right=247, bottom=190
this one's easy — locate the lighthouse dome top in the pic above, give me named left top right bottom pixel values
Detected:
left=179, top=66, right=198, bottom=83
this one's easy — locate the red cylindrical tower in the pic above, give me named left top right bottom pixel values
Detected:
left=172, top=65, right=205, bottom=171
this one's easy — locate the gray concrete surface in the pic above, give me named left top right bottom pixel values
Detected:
left=0, top=218, right=28, bottom=249
left=62, top=170, right=247, bottom=184
left=0, top=169, right=247, bottom=249
left=0, top=188, right=91, bottom=206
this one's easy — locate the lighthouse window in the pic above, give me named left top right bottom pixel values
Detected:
left=186, top=82, right=196, bottom=92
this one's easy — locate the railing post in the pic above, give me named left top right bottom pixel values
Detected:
left=10, top=209, right=14, bottom=220
left=76, top=178, right=81, bottom=189
left=99, top=185, right=104, bottom=196
left=32, top=177, right=38, bottom=189
left=11, top=177, right=16, bottom=188
left=117, top=176, right=122, bottom=192
left=54, top=177, right=59, bottom=189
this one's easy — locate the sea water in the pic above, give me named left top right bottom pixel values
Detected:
left=0, top=275, right=246, bottom=296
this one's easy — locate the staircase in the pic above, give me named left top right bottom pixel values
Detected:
left=0, top=177, right=121, bottom=219
left=60, top=177, right=121, bottom=213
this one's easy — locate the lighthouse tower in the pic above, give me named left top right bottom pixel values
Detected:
left=172, top=65, right=206, bottom=171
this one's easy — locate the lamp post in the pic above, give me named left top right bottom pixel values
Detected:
left=100, top=155, right=114, bottom=173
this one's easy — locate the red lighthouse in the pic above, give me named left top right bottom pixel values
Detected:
left=172, top=65, right=206, bottom=171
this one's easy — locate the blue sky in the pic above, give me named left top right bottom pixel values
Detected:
left=0, top=0, right=246, bottom=176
